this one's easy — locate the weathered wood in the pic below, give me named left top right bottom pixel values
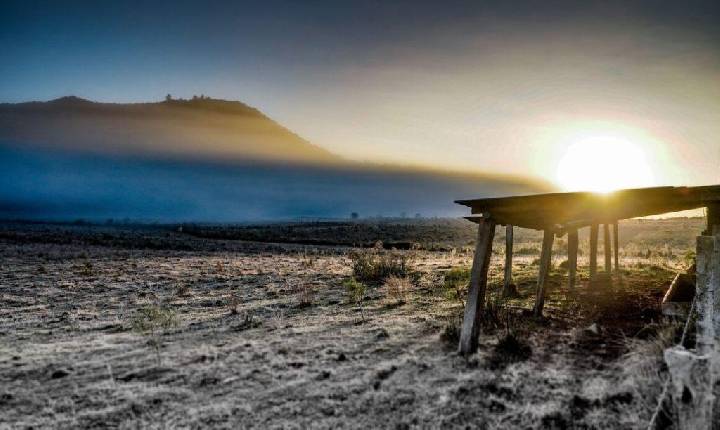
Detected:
left=589, top=224, right=598, bottom=280
left=665, top=228, right=720, bottom=429
left=458, top=218, right=496, bottom=355
left=612, top=221, right=619, bottom=271
left=704, top=203, right=720, bottom=235
left=664, top=347, right=714, bottom=430
left=502, top=225, right=513, bottom=297
left=456, top=185, right=720, bottom=231
left=695, top=234, right=718, bottom=355
left=603, top=223, right=612, bottom=273
left=533, top=229, right=555, bottom=317
left=567, top=229, right=578, bottom=289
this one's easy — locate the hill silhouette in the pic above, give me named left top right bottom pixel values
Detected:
left=0, top=96, right=338, bottom=164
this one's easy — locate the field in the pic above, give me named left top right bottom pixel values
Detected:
left=0, top=218, right=716, bottom=429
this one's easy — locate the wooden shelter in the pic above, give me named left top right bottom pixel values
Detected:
left=455, top=185, right=720, bottom=355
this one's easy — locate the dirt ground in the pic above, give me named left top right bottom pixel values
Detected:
left=0, top=220, right=715, bottom=429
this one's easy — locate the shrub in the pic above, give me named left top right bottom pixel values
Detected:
left=343, top=278, right=367, bottom=321
left=132, top=305, right=178, bottom=336
left=487, top=333, right=532, bottom=369
left=349, top=250, right=411, bottom=285
left=344, top=278, right=366, bottom=304
left=131, top=304, right=179, bottom=365
left=516, top=246, right=540, bottom=255
left=295, top=283, right=315, bottom=308
left=227, top=294, right=242, bottom=315
left=443, top=266, right=471, bottom=307
left=439, top=318, right=461, bottom=346
left=383, top=275, right=411, bottom=304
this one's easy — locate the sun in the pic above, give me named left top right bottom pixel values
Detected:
left=556, top=135, right=655, bottom=193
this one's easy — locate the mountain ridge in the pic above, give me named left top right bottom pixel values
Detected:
left=0, top=95, right=339, bottom=164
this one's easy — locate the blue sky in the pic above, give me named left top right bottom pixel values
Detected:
left=2, top=0, right=719, bottom=185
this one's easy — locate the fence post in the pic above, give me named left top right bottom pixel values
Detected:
left=662, top=231, right=718, bottom=429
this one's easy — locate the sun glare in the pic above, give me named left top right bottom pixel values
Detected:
left=556, top=135, right=654, bottom=193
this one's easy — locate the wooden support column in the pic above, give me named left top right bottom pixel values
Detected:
left=567, top=229, right=578, bottom=290
left=612, top=221, right=619, bottom=272
left=502, top=225, right=513, bottom=297
left=458, top=218, right=496, bottom=355
left=705, top=203, right=720, bottom=235
left=533, top=229, right=555, bottom=317
left=589, top=224, right=599, bottom=280
left=603, top=223, right=612, bottom=273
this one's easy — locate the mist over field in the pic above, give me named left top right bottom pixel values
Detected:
left=0, top=97, right=550, bottom=222
left=0, top=143, right=547, bottom=222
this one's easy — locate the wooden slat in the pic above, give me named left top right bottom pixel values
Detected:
left=456, top=185, right=720, bottom=230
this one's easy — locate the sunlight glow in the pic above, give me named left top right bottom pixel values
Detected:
left=556, top=135, right=655, bottom=193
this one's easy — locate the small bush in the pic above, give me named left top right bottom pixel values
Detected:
left=174, top=284, right=191, bottom=297
left=516, top=246, right=540, bottom=255
left=383, top=275, right=411, bottom=304
left=227, top=294, right=242, bottom=315
left=443, top=266, right=471, bottom=306
left=131, top=305, right=178, bottom=335
left=80, top=261, right=93, bottom=277
left=131, top=304, right=179, bottom=365
left=344, top=278, right=366, bottom=304
left=487, top=333, right=532, bottom=369
left=343, top=278, right=367, bottom=321
left=349, top=250, right=411, bottom=285
left=439, top=316, right=461, bottom=346
left=295, top=283, right=315, bottom=308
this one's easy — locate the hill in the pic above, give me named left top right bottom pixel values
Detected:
left=0, top=96, right=338, bottom=164
left=0, top=96, right=553, bottom=222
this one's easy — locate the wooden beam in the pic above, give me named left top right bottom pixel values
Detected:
left=567, top=229, right=578, bottom=289
left=589, top=224, right=598, bottom=280
left=502, top=225, right=513, bottom=297
left=458, top=218, right=496, bottom=355
left=612, top=221, right=619, bottom=271
left=533, top=228, right=555, bottom=317
left=457, top=185, right=720, bottom=231
left=603, top=223, right=612, bottom=273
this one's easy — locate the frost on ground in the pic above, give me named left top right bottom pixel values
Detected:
left=0, top=221, right=716, bottom=429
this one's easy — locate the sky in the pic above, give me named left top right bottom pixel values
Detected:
left=2, top=0, right=720, bottom=189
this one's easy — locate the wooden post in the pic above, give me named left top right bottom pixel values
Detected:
left=662, top=228, right=719, bottom=430
left=695, top=235, right=717, bottom=355
left=589, top=224, right=598, bottom=280
left=704, top=203, right=720, bottom=235
left=502, top=225, right=513, bottom=297
left=533, top=229, right=555, bottom=317
left=612, top=221, right=619, bottom=272
left=603, top=223, right=611, bottom=273
left=458, top=218, right=496, bottom=355
left=567, top=229, right=578, bottom=289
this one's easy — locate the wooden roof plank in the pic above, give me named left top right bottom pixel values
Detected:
left=456, top=185, right=720, bottom=230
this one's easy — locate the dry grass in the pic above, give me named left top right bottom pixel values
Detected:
left=0, top=218, right=713, bottom=429
left=349, top=248, right=412, bottom=285
left=382, top=275, right=411, bottom=305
